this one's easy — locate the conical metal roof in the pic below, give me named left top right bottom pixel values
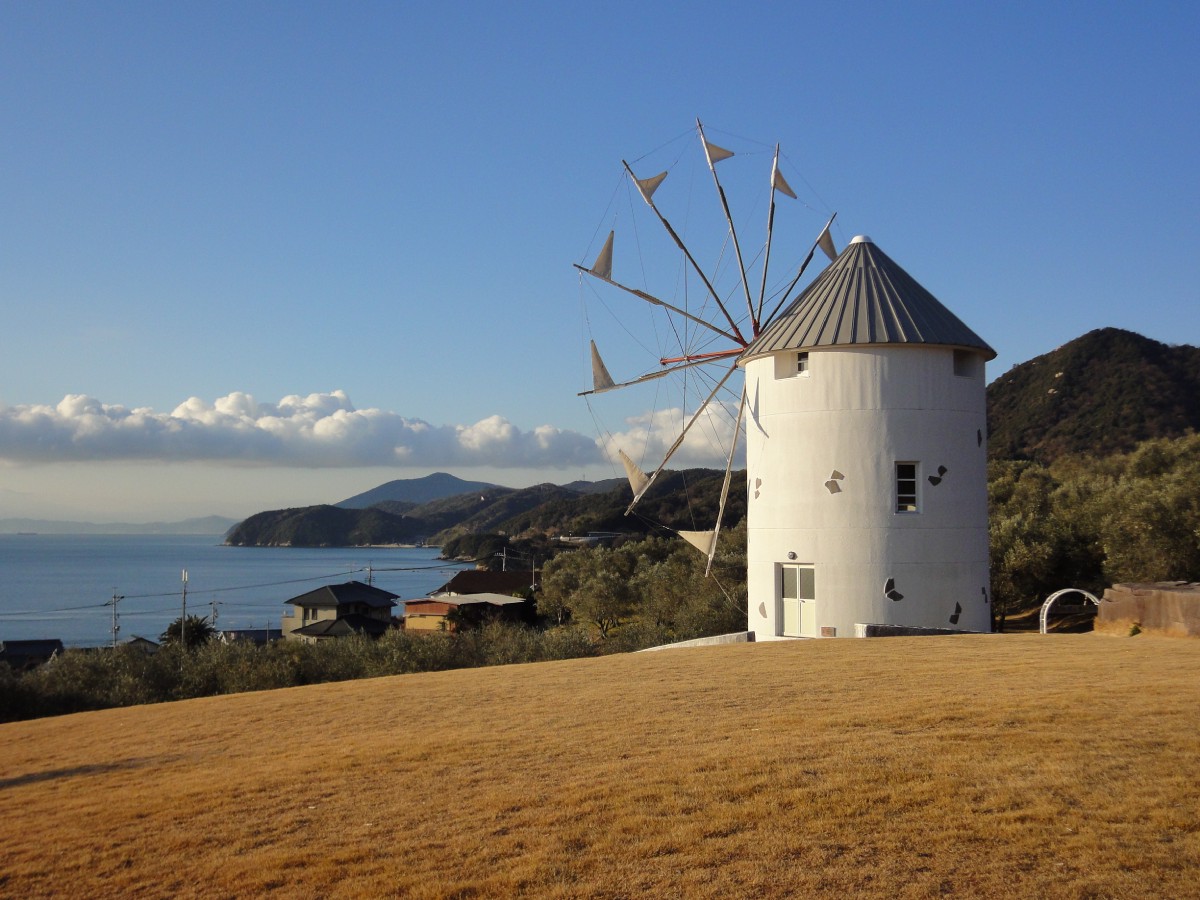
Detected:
left=741, top=236, right=995, bottom=362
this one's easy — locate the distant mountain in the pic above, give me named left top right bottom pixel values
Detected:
left=988, top=328, right=1200, bottom=462
left=0, top=515, right=237, bottom=536
left=337, top=472, right=501, bottom=508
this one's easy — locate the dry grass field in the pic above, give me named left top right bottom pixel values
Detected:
left=2, top=633, right=1199, bottom=899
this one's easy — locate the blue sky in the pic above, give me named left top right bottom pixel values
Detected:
left=1, top=1, right=1196, bottom=520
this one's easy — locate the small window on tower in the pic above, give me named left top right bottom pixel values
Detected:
left=896, top=462, right=919, bottom=513
left=953, top=349, right=982, bottom=378
left=797, top=352, right=810, bottom=375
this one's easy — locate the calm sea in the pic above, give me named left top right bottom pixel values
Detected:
left=0, top=535, right=473, bottom=648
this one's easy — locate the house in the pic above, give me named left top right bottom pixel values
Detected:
left=125, top=635, right=160, bottom=654
left=0, top=638, right=64, bottom=670
left=405, top=593, right=530, bottom=632
left=431, top=569, right=538, bottom=597
left=217, top=627, right=283, bottom=646
left=282, top=581, right=399, bottom=643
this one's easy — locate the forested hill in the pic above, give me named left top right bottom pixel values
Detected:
left=225, top=505, right=425, bottom=547
left=987, top=328, right=1200, bottom=463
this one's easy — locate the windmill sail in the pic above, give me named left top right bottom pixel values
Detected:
left=618, top=449, right=651, bottom=498
left=589, top=340, right=616, bottom=393
left=772, top=168, right=797, bottom=199
left=817, top=221, right=837, bottom=261
left=591, top=231, right=614, bottom=279
left=635, top=171, right=667, bottom=202
left=679, top=530, right=717, bottom=556
left=703, top=140, right=734, bottom=165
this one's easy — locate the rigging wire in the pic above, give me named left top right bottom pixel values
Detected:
left=628, top=126, right=695, bottom=166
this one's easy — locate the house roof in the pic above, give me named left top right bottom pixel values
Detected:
left=443, top=593, right=528, bottom=608
left=291, top=613, right=392, bottom=638
left=741, top=236, right=995, bottom=362
left=284, top=580, right=399, bottom=610
left=432, top=570, right=536, bottom=596
left=0, top=639, right=64, bottom=655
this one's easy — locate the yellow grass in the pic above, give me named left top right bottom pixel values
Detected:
left=2, top=633, right=1199, bottom=898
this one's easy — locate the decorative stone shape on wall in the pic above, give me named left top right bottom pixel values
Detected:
left=928, top=465, right=948, bottom=486
left=949, top=601, right=963, bottom=625
left=825, top=470, right=845, bottom=494
left=884, top=577, right=904, bottom=602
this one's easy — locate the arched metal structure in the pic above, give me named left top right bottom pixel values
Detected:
left=1039, top=588, right=1102, bottom=634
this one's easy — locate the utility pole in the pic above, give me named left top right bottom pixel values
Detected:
left=366, top=562, right=373, bottom=586
left=181, top=569, right=188, bottom=663
left=110, top=589, right=123, bottom=649
left=210, top=595, right=218, bottom=629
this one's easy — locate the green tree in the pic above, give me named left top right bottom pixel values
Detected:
left=160, top=615, right=216, bottom=650
left=540, top=545, right=638, bottom=638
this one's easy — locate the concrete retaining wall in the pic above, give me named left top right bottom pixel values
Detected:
left=640, top=632, right=755, bottom=652
left=1096, top=583, right=1200, bottom=637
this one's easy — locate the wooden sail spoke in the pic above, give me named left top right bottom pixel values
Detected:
left=578, top=352, right=734, bottom=397
left=621, top=160, right=746, bottom=345
left=624, top=361, right=740, bottom=515
left=697, top=119, right=756, bottom=333
left=761, top=212, right=838, bottom=330
left=573, top=263, right=743, bottom=346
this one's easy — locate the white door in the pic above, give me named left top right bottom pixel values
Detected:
left=780, top=565, right=816, bottom=637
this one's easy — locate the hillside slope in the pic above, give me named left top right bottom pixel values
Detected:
left=988, top=328, right=1200, bottom=462
left=2, top=634, right=1198, bottom=898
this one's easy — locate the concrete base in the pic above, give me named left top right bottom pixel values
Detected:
left=639, top=632, right=755, bottom=652
left=854, top=623, right=982, bottom=638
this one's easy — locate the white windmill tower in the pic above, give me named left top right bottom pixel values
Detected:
left=577, top=123, right=994, bottom=638
left=738, top=236, right=995, bottom=638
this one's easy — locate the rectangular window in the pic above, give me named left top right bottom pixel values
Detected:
left=796, top=352, right=809, bottom=375
left=896, top=462, right=918, bottom=512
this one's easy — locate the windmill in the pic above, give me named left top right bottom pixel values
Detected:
left=577, top=122, right=995, bottom=638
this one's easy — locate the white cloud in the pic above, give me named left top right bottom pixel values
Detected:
left=599, top=400, right=744, bottom=470
left=0, top=391, right=603, bottom=469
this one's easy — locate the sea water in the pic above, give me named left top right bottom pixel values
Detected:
left=0, top=534, right=472, bottom=647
